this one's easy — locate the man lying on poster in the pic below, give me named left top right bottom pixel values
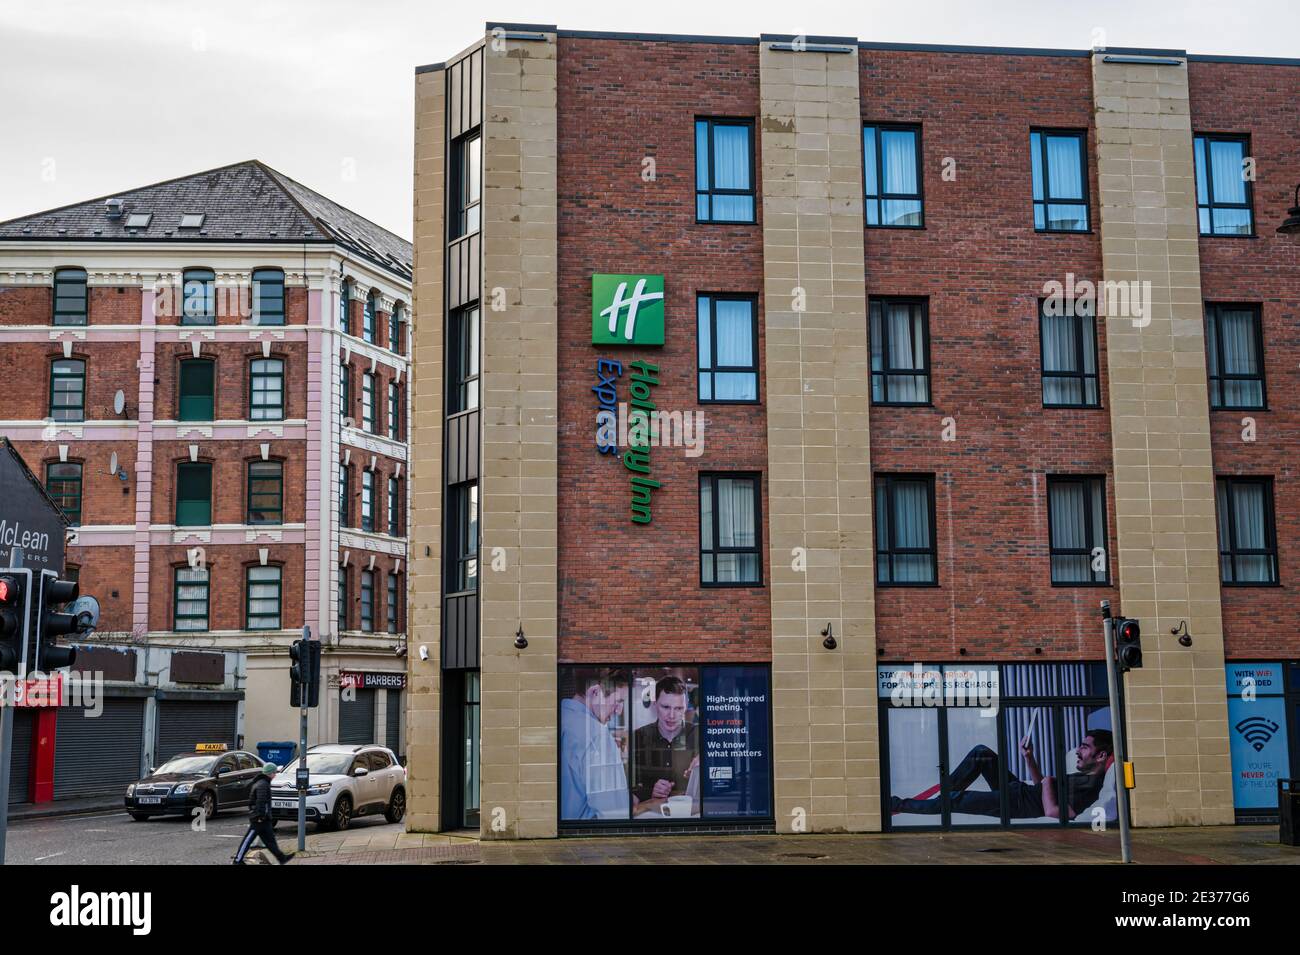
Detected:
left=631, top=676, right=701, bottom=818
left=891, top=730, right=1115, bottom=822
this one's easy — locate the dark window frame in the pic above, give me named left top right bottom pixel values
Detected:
left=173, top=565, right=210, bottom=632
left=697, top=292, right=760, bottom=405
left=339, top=462, right=351, bottom=528
left=869, top=297, right=932, bottom=406
left=1194, top=132, right=1255, bottom=237
left=246, top=459, right=284, bottom=525
left=694, top=117, right=758, bottom=225
left=1030, top=129, right=1091, bottom=234
left=45, top=460, right=83, bottom=527
left=338, top=565, right=349, bottom=633
left=862, top=123, right=925, bottom=229
left=447, top=482, right=478, bottom=595
left=362, top=372, right=377, bottom=433
left=360, top=568, right=374, bottom=633
left=249, top=356, right=285, bottom=421
left=49, top=357, right=86, bottom=422
left=245, top=563, right=283, bottom=631
left=874, top=473, right=939, bottom=587
left=387, top=382, right=401, bottom=441
left=698, top=472, right=764, bottom=588
left=339, top=279, right=352, bottom=335
left=178, top=357, right=216, bottom=422
left=251, top=267, right=285, bottom=326
left=1038, top=298, right=1101, bottom=409
left=363, top=291, right=377, bottom=344
left=175, top=461, right=213, bottom=527
left=361, top=468, right=375, bottom=532
left=181, top=267, right=217, bottom=325
left=386, top=572, right=399, bottom=634
left=1216, top=476, right=1280, bottom=586
left=339, top=361, right=351, bottom=423
left=449, top=130, right=482, bottom=241
left=1046, top=475, right=1111, bottom=587
left=387, top=476, right=400, bottom=537
left=389, top=304, right=404, bottom=356
left=448, top=305, right=480, bottom=415
left=1205, top=302, right=1267, bottom=411
left=53, top=267, right=88, bottom=326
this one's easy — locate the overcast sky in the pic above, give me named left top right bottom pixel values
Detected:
left=3, top=0, right=1296, bottom=240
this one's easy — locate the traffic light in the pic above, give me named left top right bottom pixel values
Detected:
left=1115, top=617, right=1143, bottom=671
left=0, top=571, right=30, bottom=672
left=35, top=570, right=80, bottom=670
left=289, top=638, right=321, bottom=708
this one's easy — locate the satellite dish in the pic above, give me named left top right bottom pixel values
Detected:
left=113, top=390, right=125, bottom=415
left=109, top=451, right=118, bottom=475
left=66, top=595, right=100, bottom=633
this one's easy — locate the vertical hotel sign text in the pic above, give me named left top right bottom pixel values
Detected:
left=592, top=274, right=664, bottom=524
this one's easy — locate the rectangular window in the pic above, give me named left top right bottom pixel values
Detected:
left=362, top=373, right=376, bottom=433
left=1195, top=134, right=1253, bottom=236
left=246, top=565, right=282, bottom=630
left=449, top=306, right=480, bottom=414
left=449, top=483, right=478, bottom=593
left=174, top=566, right=209, bottom=632
left=451, top=132, right=481, bottom=239
left=387, top=382, right=400, bottom=441
left=360, top=569, right=374, bottom=632
left=697, top=294, right=758, bottom=402
left=695, top=118, right=756, bottom=223
left=874, top=474, right=937, bottom=585
left=247, top=460, right=283, bottom=525
left=387, top=573, right=399, bottom=633
left=45, top=462, right=82, bottom=527
left=176, top=462, right=212, bottom=526
left=339, top=280, right=352, bottom=335
left=1206, top=303, right=1265, bottom=409
left=699, top=473, right=761, bottom=585
left=363, top=293, right=376, bottom=344
left=338, top=566, right=348, bottom=633
left=1047, top=476, right=1109, bottom=585
left=1030, top=130, right=1089, bottom=232
left=339, top=362, right=350, bottom=422
left=53, top=268, right=88, bottom=325
left=252, top=268, right=285, bottom=325
left=178, top=359, right=215, bottom=421
left=1216, top=477, right=1278, bottom=585
left=181, top=268, right=216, bottom=324
left=870, top=298, right=930, bottom=404
left=863, top=124, right=923, bottom=228
left=49, top=358, right=86, bottom=422
left=387, top=477, right=400, bottom=537
left=338, top=463, right=350, bottom=528
left=249, top=358, right=285, bottom=421
left=389, top=306, right=403, bottom=355
left=1039, top=298, right=1100, bottom=407
left=361, top=469, right=374, bottom=532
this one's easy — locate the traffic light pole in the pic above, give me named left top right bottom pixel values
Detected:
left=297, top=625, right=309, bottom=853
left=0, top=699, right=12, bottom=863
left=1100, top=600, right=1134, bottom=864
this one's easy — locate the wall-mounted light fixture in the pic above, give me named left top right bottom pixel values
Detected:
left=515, top=625, right=528, bottom=650
left=1277, top=184, right=1300, bottom=234
left=1171, top=620, right=1193, bottom=648
left=821, top=623, right=836, bottom=651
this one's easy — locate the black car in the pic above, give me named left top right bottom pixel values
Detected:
left=124, top=747, right=269, bottom=821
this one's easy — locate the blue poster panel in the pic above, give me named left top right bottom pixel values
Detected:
left=700, top=665, right=772, bottom=818
left=1227, top=694, right=1289, bottom=811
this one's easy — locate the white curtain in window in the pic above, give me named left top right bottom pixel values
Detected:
left=886, top=304, right=926, bottom=402
left=1209, top=139, right=1245, bottom=203
left=713, top=126, right=750, bottom=190
left=1042, top=313, right=1080, bottom=404
left=1045, top=135, right=1082, bottom=200
left=713, top=300, right=756, bottom=400
left=892, top=482, right=931, bottom=582
left=881, top=130, right=916, bottom=195
left=715, top=479, right=757, bottom=582
left=1232, top=483, right=1269, bottom=582
left=1218, top=308, right=1261, bottom=407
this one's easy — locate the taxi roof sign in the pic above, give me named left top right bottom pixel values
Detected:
left=195, top=743, right=228, bottom=753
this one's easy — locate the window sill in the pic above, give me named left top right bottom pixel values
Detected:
left=876, top=581, right=940, bottom=589
left=1050, top=581, right=1112, bottom=588
left=694, top=218, right=758, bottom=226
left=1033, top=228, right=1093, bottom=236
left=872, top=401, right=934, bottom=409
left=1042, top=403, right=1104, bottom=411
left=865, top=223, right=925, bottom=231
left=700, top=581, right=764, bottom=589
left=1210, top=404, right=1268, bottom=413
left=1221, top=581, right=1282, bottom=588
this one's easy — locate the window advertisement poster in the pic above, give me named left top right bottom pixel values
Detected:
left=559, top=664, right=773, bottom=824
left=1225, top=663, right=1288, bottom=811
left=700, top=665, right=771, bottom=818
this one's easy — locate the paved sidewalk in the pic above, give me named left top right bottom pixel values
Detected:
left=289, top=822, right=1299, bottom=865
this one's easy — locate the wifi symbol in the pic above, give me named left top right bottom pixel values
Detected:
left=1235, top=716, right=1280, bottom=753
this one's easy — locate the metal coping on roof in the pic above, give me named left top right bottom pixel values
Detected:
left=415, top=62, right=445, bottom=74
left=1102, top=54, right=1184, bottom=66
left=424, top=27, right=1300, bottom=64
left=485, top=21, right=557, bottom=33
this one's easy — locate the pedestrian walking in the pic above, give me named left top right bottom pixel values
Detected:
left=233, top=763, right=293, bottom=865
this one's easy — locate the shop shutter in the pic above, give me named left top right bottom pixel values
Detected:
left=7, top=709, right=35, bottom=806
left=155, top=700, right=239, bottom=763
left=53, top=698, right=145, bottom=799
left=338, top=688, right=375, bottom=744
left=386, top=689, right=402, bottom=754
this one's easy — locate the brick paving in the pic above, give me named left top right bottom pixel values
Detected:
left=289, top=822, right=1300, bottom=865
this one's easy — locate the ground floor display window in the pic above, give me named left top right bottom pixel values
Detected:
left=881, top=662, right=1118, bottom=830
left=1225, top=662, right=1292, bottom=821
left=558, top=664, right=771, bottom=826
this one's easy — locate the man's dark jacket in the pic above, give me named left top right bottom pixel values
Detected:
left=249, top=775, right=272, bottom=822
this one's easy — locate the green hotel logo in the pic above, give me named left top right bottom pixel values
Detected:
left=592, top=273, right=665, bottom=346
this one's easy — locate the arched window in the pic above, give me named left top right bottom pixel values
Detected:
left=49, top=358, right=86, bottom=422
left=178, top=357, right=215, bottom=421
left=45, top=461, right=83, bottom=526
left=182, top=268, right=216, bottom=324
left=53, top=268, right=88, bottom=325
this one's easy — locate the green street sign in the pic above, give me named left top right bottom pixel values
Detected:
left=592, top=273, right=665, bottom=346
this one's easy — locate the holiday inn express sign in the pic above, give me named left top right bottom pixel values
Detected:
left=592, top=274, right=664, bottom=524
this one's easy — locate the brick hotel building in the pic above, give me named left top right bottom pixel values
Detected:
left=407, top=24, right=1299, bottom=838
left=0, top=162, right=412, bottom=805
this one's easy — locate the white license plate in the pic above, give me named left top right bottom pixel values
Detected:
left=137, top=796, right=163, bottom=805
left=272, top=799, right=296, bottom=809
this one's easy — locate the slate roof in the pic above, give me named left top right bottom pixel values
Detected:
left=0, top=160, right=411, bottom=281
